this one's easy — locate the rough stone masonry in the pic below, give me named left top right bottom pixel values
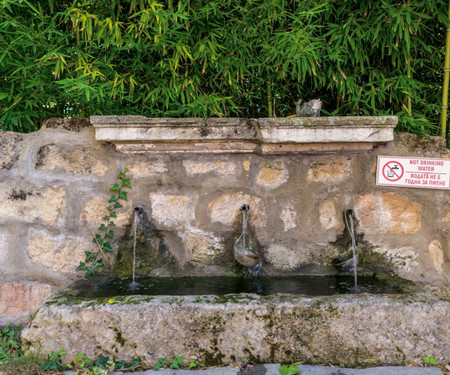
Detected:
left=0, top=117, right=449, bottom=324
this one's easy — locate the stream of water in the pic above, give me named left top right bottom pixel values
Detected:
left=129, top=210, right=139, bottom=289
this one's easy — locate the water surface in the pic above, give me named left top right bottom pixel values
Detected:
left=76, top=275, right=413, bottom=298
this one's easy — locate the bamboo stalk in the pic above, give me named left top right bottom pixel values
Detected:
left=440, top=0, right=450, bottom=137
left=406, top=0, right=412, bottom=117
left=406, top=56, right=412, bottom=116
left=267, top=82, right=273, bottom=117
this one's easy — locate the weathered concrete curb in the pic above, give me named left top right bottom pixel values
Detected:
left=64, top=364, right=444, bottom=375
left=23, top=293, right=450, bottom=366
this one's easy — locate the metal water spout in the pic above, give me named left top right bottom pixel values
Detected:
left=233, top=204, right=262, bottom=276
left=134, top=206, right=144, bottom=215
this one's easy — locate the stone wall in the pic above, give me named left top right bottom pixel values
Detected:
left=0, top=118, right=449, bottom=323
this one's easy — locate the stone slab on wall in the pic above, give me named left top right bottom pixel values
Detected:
left=0, top=118, right=449, bottom=324
left=91, top=116, right=397, bottom=154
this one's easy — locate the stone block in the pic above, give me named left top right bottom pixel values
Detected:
left=180, top=228, right=223, bottom=265
left=355, top=192, right=421, bottom=235
left=0, top=183, right=65, bottom=224
left=128, top=159, right=168, bottom=177
left=150, top=194, right=197, bottom=228
left=444, top=212, right=450, bottom=222
left=27, top=232, right=90, bottom=273
left=319, top=198, right=342, bottom=230
left=0, top=232, right=9, bottom=263
left=428, top=240, right=444, bottom=274
left=81, top=197, right=133, bottom=227
left=0, top=282, right=52, bottom=324
left=255, top=160, right=288, bottom=189
left=307, top=156, right=351, bottom=182
left=183, top=160, right=236, bottom=176
left=36, top=144, right=107, bottom=175
left=443, top=196, right=450, bottom=222
left=0, top=131, right=22, bottom=170
left=23, top=291, right=449, bottom=366
left=372, top=246, right=419, bottom=273
left=208, top=192, right=267, bottom=228
left=92, top=116, right=396, bottom=154
left=280, top=204, right=298, bottom=232
left=265, top=244, right=306, bottom=270
left=395, top=133, right=450, bottom=157
left=42, top=118, right=91, bottom=132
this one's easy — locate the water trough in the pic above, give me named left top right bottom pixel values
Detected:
left=20, top=116, right=450, bottom=367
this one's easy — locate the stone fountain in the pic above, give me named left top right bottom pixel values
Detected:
left=0, top=115, right=446, bottom=366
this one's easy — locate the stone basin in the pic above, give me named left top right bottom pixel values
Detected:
left=22, top=288, right=449, bottom=367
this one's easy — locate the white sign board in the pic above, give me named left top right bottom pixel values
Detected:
left=376, top=156, right=450, bottom=190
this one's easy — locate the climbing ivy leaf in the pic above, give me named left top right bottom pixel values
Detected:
left=98, top=224, right=107, bottom=231
left=93, top=259, right=104, bottom=269
left=102, top=241, right=113, bottom=252
left=93, top=234, right=103, bottom=245
left=85, top=267, right=95, bottom=276
left=122, top=179, right=132, bottom=189
left=76, top=262, right=87, bottom=271
left=78, top=168, right=131, bottom=276
left=84, top=251, right=96, bottom=261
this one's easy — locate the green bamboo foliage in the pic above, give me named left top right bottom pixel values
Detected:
left=0, top=0, right=448, bottom=137
left=440, top=0, right=450, bottom=138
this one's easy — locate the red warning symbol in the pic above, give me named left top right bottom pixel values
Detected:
left=382, top=161, right=404, bottom=182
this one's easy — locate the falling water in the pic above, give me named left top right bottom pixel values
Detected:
left=346, top=211, right=358, bottom=287
left=130, top=209, right=139, bottom=288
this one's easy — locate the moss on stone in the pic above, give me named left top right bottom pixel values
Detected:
left=113, top=211, right=173, bottom=278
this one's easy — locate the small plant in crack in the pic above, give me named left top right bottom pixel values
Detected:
left=77, top=168, right=132, bottom=276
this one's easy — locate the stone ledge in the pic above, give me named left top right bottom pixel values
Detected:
left=23, top=292, right=449, bottom=366
left=91, top=116, right=397, bottom=154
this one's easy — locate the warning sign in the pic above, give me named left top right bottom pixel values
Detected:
left=376, top=156, right=450, bottom=190
left=382, top=161, right=404, bottom=182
